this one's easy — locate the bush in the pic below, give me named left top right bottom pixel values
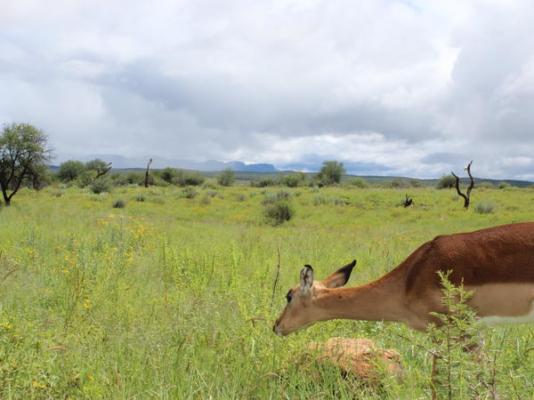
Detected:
left=280, top=173, right=306, bottom=188
left=112, top=199, right=126, bottom=208
left=475, top=202, right=495, bottom=214
left=217, top=168, right=235, bottom=187
left=181, top=187, right=198, bottom=199
left=90, top=178, right=112, bottom=194
left=437, top=175, right=456, bottom=189
left=57, top=160, right=86, bottom=182
left=251, top=178, right=276, bottom=187
left=262, top=190, right=291, bottom=205
left=264, top=201, right=294, bottom=226
left=135, top=194, right=145, bottom=202
left=498, top=181, right=511, bottom=189
left=160, top=167, right=177, bottom=184
left=317, top=161, right=345, bottom=185
left=349, top=177, right=368, bottom=188
left=175, top=170, right=205, bottom=186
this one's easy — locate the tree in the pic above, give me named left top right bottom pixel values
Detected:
left=217, top=168, right=235, bottom=187
left=160, top=167, right=177, bottom=184
left=317, top=161, right=345, bottom=185
left=0, top=123, right=50, bottom=206
left=452, top=161, right=475, bottom=209
left=58, top=160, right=86, bottom=182
left=85, top=159, right=112, bottom=179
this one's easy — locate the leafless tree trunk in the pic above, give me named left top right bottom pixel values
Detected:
left=144, top=158, right=153, bottom=188
left=451, top=161, right=474, bottom=209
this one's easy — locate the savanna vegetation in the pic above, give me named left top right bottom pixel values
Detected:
left=1, top=177, right=534, bottom=399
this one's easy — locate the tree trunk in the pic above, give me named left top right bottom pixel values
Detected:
left=144, top=159, right=153, bottom=188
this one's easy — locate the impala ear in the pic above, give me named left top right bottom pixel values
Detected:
left=300, top=265, right=314, bottom=294
left=322, top=260, right=356, bottom=288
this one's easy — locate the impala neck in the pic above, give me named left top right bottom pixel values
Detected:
left=315, top=278, right=406, bottom=324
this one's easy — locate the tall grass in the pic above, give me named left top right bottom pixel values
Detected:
left=0, top=186, right=533, bottom=398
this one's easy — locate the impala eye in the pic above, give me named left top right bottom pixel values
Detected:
left=286, top=290, right=293, bottom=303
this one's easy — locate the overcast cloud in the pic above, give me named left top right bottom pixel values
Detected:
left=1, top=0, right=534, bottom=179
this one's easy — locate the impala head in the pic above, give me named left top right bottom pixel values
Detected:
left=273, top=260, right=356, bottom=336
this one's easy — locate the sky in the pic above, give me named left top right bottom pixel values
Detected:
left=1, top=0, right=534, bottom=179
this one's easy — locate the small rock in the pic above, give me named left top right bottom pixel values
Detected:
left=305, top=337, right=403, bottom=381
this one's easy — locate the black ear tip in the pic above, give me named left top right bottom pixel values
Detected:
left=304, top=264, right=314, bottom=271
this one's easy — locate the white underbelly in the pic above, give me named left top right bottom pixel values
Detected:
left=479, top=305, right=534, bottom=325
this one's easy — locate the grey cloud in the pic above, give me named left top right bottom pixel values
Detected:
left=1, top=1, right=534, bottom=179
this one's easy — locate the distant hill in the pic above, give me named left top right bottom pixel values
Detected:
left=53, top=154, right=277, bottom=173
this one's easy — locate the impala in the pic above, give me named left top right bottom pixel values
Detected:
left=273, top=222, right=534, bottom=336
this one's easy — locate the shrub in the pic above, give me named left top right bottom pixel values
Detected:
left=437, top=175, right=456, bottom=189
left=175, top=170, right=205, bottom=186
left=126, top=172, right=144, bottom=185
left=390, top=178, right=408, bottom=188
left=317, top=161, right=345, bottom=185
left=426, top=271, right=488, bottom=399
left=181, top=187, right=197, bottom=199
left=498, top=181, right=511, bottom=189
left=112, top=199, right=126, bottom=208
left=280, top=173, right=306, bottom=188
left=349, top=177, right=368, bottom=188
left=264, top=201, right=294, bottom=226
left=135, top=194, right=145, bottom=202
left=57, top=160, right=86, bottom=182
left=474, top=202, right=494, bottom=214
left=251, top=178, right=276, bottom=187
left=217, top=168, right=235, bottom=187
left=262, top=190, right=291, bottom=205
left=90, top=178, right=112, bottom=194
left=160, top=167, right=177, bottom=184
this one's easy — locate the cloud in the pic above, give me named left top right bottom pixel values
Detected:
left=0, top=0, right=533, bottom=179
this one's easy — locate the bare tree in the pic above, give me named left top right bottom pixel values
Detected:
left=451, top=161, right=474, bottom=209
left=144, top=158, right=153, bottom=188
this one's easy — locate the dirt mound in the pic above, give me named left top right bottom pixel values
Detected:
left=305, top=337, right=403, bottom=381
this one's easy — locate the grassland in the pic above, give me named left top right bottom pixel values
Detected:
left=0, top=184, right=533, bottom=399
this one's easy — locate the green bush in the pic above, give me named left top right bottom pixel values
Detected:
left=280, top=173, right=305, bottom=188
left=90, top=178, right=112, bottom=194
left=175, top=170, right=205, bottom=186
left=217, top=168, right=235, bottom=187
left=498, top=181, right=511, bottom=189
left=160, top=167, right=177, bottom=184
left=317, top=161, right=345, bottom=185
left=262, top=190, right=291, bottom=205
left=181, top=187, right=198, bottom=199
left=251, top=178, right=276, bottom=187
left=264, top=201, right=294, bottom=226
left=349, top=177, right=368, bottom=188
left=437, top=175, right=456, bottom=189
left=135, top=194, right=145, bottom=202
left=112, top=199, right=126, bottom=208
left=474, top=202, right=494, bottom=214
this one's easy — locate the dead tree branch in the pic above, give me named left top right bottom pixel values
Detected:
left=144, top=158, right=153, bottom=188
left=451, top=161, right=474, bottom=209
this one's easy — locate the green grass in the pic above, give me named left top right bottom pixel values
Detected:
left=0, top=185, right=533, bottom=399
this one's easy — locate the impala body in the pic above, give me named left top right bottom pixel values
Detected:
left=273, top=222, right=534, bottom=335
